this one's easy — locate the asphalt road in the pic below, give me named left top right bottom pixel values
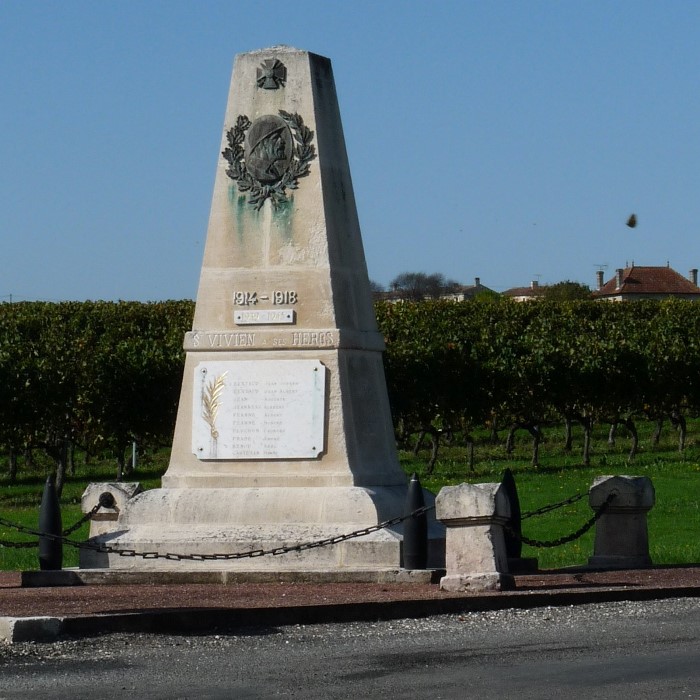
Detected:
left=1, top=598, right=700, bottom=699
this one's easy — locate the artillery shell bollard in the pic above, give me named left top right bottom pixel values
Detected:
left=588, top=475, right=655, bottom=569
left=501, top=468, right=538, bottom=573
left=435, top=482, right=514, bottom=592
left=38, top=475, right=63, bottom=571
left=402, top=473, right=427, bottom=570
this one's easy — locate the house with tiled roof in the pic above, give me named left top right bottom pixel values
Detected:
left=592, top=265, right=700, bottom=301
left=439, top=277, right=496, bottom=301
left=503, top=280, right=546, bottom=302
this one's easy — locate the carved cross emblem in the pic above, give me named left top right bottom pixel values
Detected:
left=256, top=59, right=286, bottom=90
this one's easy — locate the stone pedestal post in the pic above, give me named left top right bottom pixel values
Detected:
left=81, top=483, right=142, bottom=538
left=436, top=483, right=514, bottom=592
left=588, top=475, right=655, bottom=569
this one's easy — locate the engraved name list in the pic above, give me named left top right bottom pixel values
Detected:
left=192, top=360, right=326, bottom=460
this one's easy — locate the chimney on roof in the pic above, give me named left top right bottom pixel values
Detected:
left=531, top=280, right=539, bottom=289
left=616, top=268, right=624, bottom=289
left=596, top=270, right=604, bottom=290
left=691, top=269, right=698, bottom=286
left=474, top=277, right=480, bottom=287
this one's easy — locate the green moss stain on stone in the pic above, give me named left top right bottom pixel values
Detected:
left=274, top=196, right=294, bottom=243
left=232, top=187, right=248, bottom=243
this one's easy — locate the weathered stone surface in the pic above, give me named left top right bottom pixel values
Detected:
left=436, top=483, right=512, bottom=592
left=81, top=482, right=143, bottom=537
left=588, top=475, right=655, bottom=569
left=436, top=482, right=510, bottom=523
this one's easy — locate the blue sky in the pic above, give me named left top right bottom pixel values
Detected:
left=1, top=1, right=698, bottom=301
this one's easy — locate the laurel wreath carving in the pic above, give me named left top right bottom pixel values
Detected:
left=202, top=372, right=228, bottom=439
left=221, top=111, right=316, bottom=210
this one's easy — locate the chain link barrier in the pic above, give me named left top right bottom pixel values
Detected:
left=0, top=487, right=615, bottom=558
left=521, top=491, right=587, bottom=520
left=61, top=503, right=102, bottom=537
left=509, top=493, right=616, bottom=548
left=0, top=501, right=105, bottom=549
left=0, top=538, right=37, bottom=549
left=0, top=504, right=436, bottom=561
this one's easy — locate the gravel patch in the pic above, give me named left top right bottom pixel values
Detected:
left=2, top=597, right=699, bottom=663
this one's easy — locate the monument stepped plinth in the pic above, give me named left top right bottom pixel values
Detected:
left=81, top=46, right=444, bottom=573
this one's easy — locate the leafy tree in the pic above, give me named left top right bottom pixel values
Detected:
left=0, top=300, right=194, bottom=490
left=641, top=299, right=700, bottom=450
left=541, top=281, right=592, bottom=301
left=389, top=272, right=461, bottom=301
left=377, top=300, right=487, bottom=472
left=471, top=288, right=503, bottom=302
left=0, top=302, right=39, bottom=481
left=85, top=302, right=189, bottom=480
left=6, top=297, right=700, bottom=480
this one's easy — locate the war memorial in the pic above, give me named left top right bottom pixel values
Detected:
left=79, top=47, right=445, bottom=575
left=70, top=47, right=657, bottom=594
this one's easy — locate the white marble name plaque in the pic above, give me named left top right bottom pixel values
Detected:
left=192, top=360, right=326, bottom=460
left=234, top=309, right=295, bottom=325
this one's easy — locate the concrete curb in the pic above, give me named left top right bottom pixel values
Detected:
left=0, top=616, right=64, bottom=644
left=3, top=584, right=700, bottom=644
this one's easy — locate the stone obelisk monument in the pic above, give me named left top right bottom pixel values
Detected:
left=81, top=46, right=444, bottom=573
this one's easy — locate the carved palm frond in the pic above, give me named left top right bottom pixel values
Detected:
left=202, top=372, right=228, bottom=439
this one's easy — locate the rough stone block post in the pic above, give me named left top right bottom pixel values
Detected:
left=588, top=475, right=655, bottom=569
left=81, top=483, right=142, bottom=538
left=435, top=483, right=514, bottom=591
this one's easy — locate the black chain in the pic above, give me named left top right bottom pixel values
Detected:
left=0, top=538, right=37, bottom=549
left=62, top=503, right=102, bottom=537
left=0, top=500, right=106, bottom=549
left=0, top=505, right=436, bottom=561
left=521, top=492, right=586, bottom=520
left=508, top=493, right=615, bottom=548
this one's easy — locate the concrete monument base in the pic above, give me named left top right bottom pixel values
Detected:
left=24, top=568, right=442, bottom=587
left=79, top=486, right=445, bottom=571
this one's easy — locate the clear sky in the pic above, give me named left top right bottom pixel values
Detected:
left=1, top=1, right=698, bottom=301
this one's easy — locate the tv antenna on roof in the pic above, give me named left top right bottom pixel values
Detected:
left=595, top=263, right=608, bottom=272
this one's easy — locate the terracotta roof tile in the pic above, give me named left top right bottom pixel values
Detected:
left=593, top=266, right=700, bottom=298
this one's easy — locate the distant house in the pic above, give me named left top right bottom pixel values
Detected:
left=439, top=278, right=496, bottom=301
left=592, top=265, right=700, bottom=301
left=503, top=280, right=546, bottom=302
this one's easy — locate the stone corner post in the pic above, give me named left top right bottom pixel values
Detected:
left=435, top=482, right=514, bottom=592
left=81, top=482, right=143, bottom=539
left=588, top=475, right=655, bottom=569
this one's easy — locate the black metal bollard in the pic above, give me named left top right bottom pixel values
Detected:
left=402, top=473, right=428, bottom=570
left=38, top=475, right=63, bottom=571
left=501, top=468, right=522, bottom=560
